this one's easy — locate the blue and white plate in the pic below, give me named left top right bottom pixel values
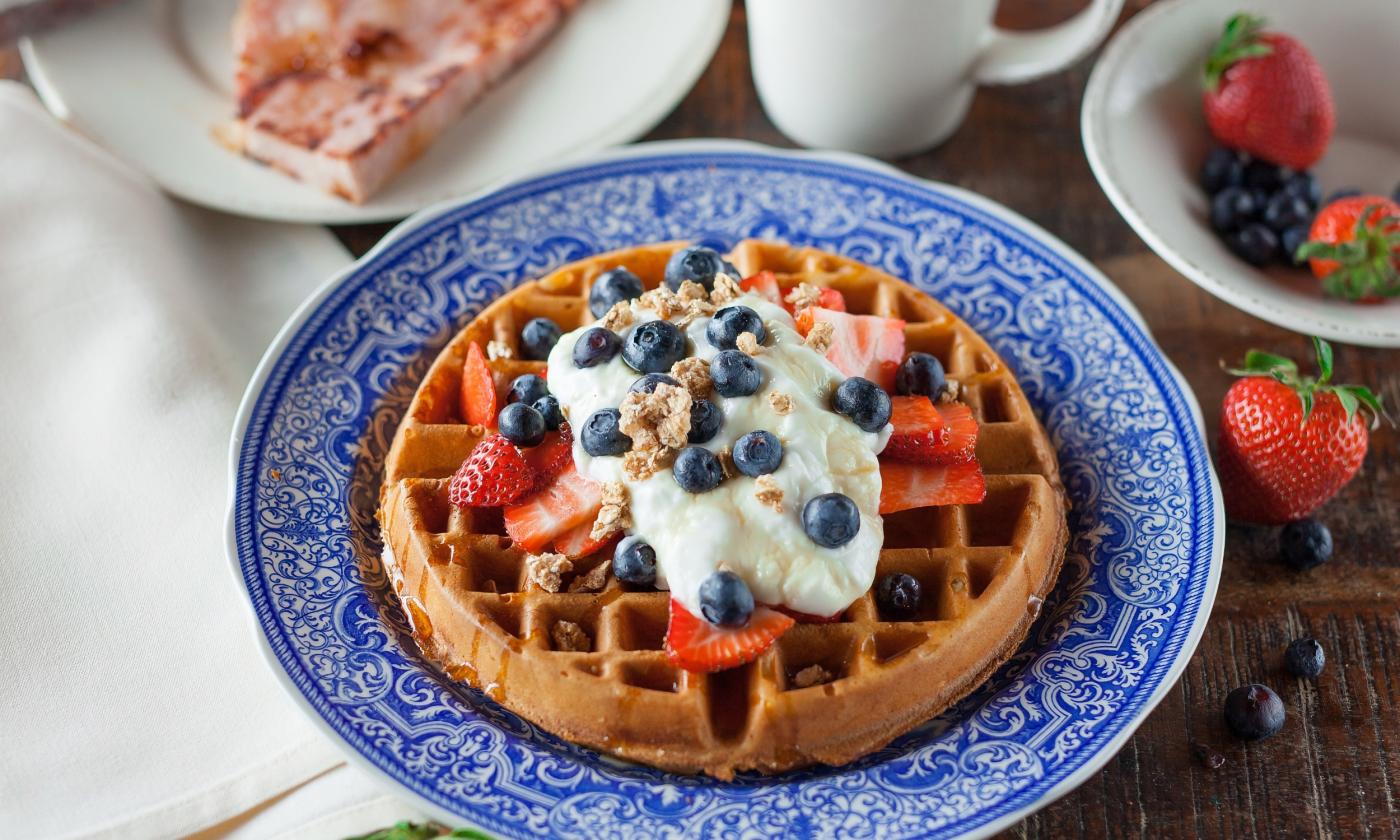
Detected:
left=226, top=141, right=1223, bottom=839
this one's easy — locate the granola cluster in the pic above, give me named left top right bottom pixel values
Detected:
left=736, top=331, right=763, bottom=356
left=784, top=282, right=822, bottom=312
left=804, top=321, right=835, bottom=354
left=638, top=283, right=716, bottom=327
left=590, top=481, right=632, bottom=541
left=709, top=273, right=743, bottom=304
left=486, top=339, right=514, bottom=361
left=792, top=664, right=833, bottom=688
left=597, top=300, right=634, bottom=332
left=551, top=620, right=590, bottom=652
left=568, top=560, right=611, bottom=593
left=768, top=391, right=794, bottom=415
left=620, top=382, right=692, bottom=480
left=526, top=552, right=573, bottom=593
left=754, top=475, right=784, bottom=512
left=670, top=356, right=711, bottom=398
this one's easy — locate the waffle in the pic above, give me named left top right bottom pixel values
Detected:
left=379, top=240, right=1068, bottom=778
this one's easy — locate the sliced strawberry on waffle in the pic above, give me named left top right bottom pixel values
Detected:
left=553, top=517, right=618, bottom=559
left=795, top=307, right=905, bottom=391
left=813, top=287, right=846, bottom=312
left=883, top=398, right=979, bottom=465
left=878, top=459, right=986, bottom=514
left=448, top=434, right=535, bottom=507
left=521, top=422, right=573, bottom=490
left=503, top=463, right=603, bottom=553
left=741, top=271, right=783, bottom=306
left=460, top=341, right=498, bottom=427
left=665, top=600, right=795, bottom=673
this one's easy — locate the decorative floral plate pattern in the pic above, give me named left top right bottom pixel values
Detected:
left=227, top=141, right=1223, bottom=839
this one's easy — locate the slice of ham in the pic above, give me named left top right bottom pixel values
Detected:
left=230, top=0, right=578, bottom=203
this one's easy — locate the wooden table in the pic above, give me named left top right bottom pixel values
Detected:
left=253, top=1, right=1400, bottom=835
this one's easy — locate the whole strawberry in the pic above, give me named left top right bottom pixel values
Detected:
left=1202, top=14, right=1334, bottom=171
left=1296, top=196, right=1400, bottom=302
left=1217, top=338, right=1388, bottom=525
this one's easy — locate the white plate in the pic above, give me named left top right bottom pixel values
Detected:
left=21, top=0, right=730, bottom=224
left=1082, top=0, right=1400, bottom=347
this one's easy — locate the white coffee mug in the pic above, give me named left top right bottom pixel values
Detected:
left=747, top=0, right=1126, bottom=157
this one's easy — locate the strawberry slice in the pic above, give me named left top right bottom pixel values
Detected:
left=448, top=434, right=535, bottom=508
left=664, top=600, right=795, bottom=673
left=795, top=307, right=904, bottom=391
left=878, top=459, right=986, bottom=514
left=740, top=271, right=783, bottom=306
left=460, top=341, right=498, bottom=427
left=815, top=287, right=846, bottom=312
left=521, top=423, right=573, bottom=490
left=553, top=517, right=619, bottom=559
left=503, top=464, right=603, bottom=553
left=883, top=399, right=980, bottom=465
left=935, top=403, right=979, bottom=464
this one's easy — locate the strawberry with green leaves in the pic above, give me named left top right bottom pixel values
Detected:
left=1217, top=338, right=1389, bottom=525
left=1296, top=196, right=1400, bottom=302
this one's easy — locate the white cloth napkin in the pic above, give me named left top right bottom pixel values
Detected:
left=0, top=82, right=429, bottom=839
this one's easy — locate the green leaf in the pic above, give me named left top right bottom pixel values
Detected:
left=1334, top=387, right=1359, bottom=422
left=1242, top=350, right=1297, bottom=375
left=1203, top=13, right=1271, bottom=89
left=1298, top=389, right=1315, bottom=423
left=449, top=831, right=495, bottom=839
left=346, top=823, right=443, bottom=840
left=1344, top=385, right=1393, bottom=428
left=1312, top=336, right=1333, bottom=382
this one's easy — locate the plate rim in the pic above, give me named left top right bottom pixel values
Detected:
left=1080, top=0, right=1400, bottom=348
left=20, top=0, right=732, bottom=225
left=225, top=138, right=1225, bottom=838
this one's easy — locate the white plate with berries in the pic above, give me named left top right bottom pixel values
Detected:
left=1082, top=0, right=1400, bottom=347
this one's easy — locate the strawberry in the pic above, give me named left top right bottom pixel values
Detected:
left=553, top=517, right=618, bottom=559
left=448, top=434, right=535, bottom=508
left=664, top=599, right=794, bottom=673
left=740, top=271, right=783, bottom=306
left=1201, top=14, right=1334, bottom=171
left=503, top=463, right=603, bottom=553
left=882, top=397, right=981, bottom=465
left=1218, top=338, right=1388, bottom=525
left=1295, top=196, right=1400, bottom=302
left=878, top=459, right=986, bottom=514
left=520, top=423, right=574, bottom=490
left=460, top=341, right=498, bottom=427
left=794, top=307, right=905, bottom=391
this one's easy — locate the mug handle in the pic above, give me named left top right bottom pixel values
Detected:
left=974, top=0, right=1126, bottom=85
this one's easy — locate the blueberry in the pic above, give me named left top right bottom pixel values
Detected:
left=688, top=399, right=723, bottom=444
left=1281, top=225, right=1311, bottom=266
left=832, top=377, right=892, bottom=432
left=875, top=572, right=921, bottom=617
left=1226, top=223, right=1279, bottom=267
left=1210, top=187, right=1258, bottom=233
left=1223, top=684, right=1286, bottom=741
left=895, top=352, right=946, bottom=398
left=630, top=373, right=680, bottom=394
left=664, top=245, right=729, bottom=292
left=802, top=493, right=861, bottom=548
left=532, top=395, right=563, bottom=431
left=672, top=445, right=724, bottom=493
left=707, top=305, right=767, bottom=350
left=698, top=570, right=754, bottom=627
left=1325, top=188, right=1363, bottom=205
left=572, top=326, right=621, bottom=368
left=1280, top=519, right=1332, bottom=570
left=710, top=349, right=762, bottom=397
left=1243, top=159, right=1290, bottom=193
left=732, top=430, right=783, bottom=477
left=1200, top=147, right=1246, bottom=194
left=1284, top=637, right=1326, bottom=678
left=580, top=408, right=631, bottom=457
left=588, top=267, right=644, bottom=317
left=507, top=373, right=549, bottom=405
left=497, top=402, right=546, bottom=447
left=623, top=320, right=688, bottom=374
left=613, top=536, right=657, bottom=586
left=520, top=317, right=561, bottom=361
left=1262, top=192, right=1313, bottom=233
left=1281, top=171, right=1322, bottom=208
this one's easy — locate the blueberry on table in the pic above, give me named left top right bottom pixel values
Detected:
left=1200, top=147, right=1245, bottom=194
left=673, top=445, right=724, bottom=493
left=832, top=376, right=892, bottom=432
left=1280, top=518, right=1332, bottom=570
left=802, top=493, right=861, bottom=548
left=613, top=536, right=657, bottom=586
left=1226, top=223, right=1279, bottom=267
left=710, top=349, right=762, bottom=397
left=581, top=408, right=631, bottom=457
left=1210, top=187, right=1258, bottom=234
left=520, top=317, right=561, bottom=361
left=588, top=267, right=644, bottom=317
left=1280, top=225, right=1311, bottom=266
left=623, top=319, right=688, bottom=373
left=498, top=402, right=546, bottom=448
left=1262, top=192, right=1313, bottom=233
left=1281, top=171, right=1322, bottom=208
left=630, top=372, right=680, bottom=394
left=1223, top=683, right=1286, bottom=741
left=1284, top=637, right=1326, bottom=678
left=1243, top=159, right=1290, bottom=193
left=507, top=373, right=549, bottom=405
left=699, top=570, right=754, bottom=627
left=707, top=305, right=767, bottom=350
left=572, top=326, right=622, bottom=368
left=732, top=430, right=783, bottom=477
left=875, top=572, right=921, bottom=617
left=688, top=398, right=723, bottom=444
left=532, top=395, right=564, bottom=431
left=664, top=245, right=730, bottom=292
left=895, top=352, right=946, bottom=398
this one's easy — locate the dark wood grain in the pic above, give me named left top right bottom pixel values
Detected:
left=336, top=2, right=1400, bottom=836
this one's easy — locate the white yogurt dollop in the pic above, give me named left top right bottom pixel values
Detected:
left=546, top=292, right=886, bottom=618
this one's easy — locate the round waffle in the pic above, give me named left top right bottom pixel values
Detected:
left=379, top=239, right=1068, bottom=778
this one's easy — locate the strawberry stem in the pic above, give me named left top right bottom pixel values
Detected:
left=1225, top=337, right=1392, bottom=428
left=1296, top=205, right=1400, bottom=300
left=1203, top=13, right=1273, bottom=91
